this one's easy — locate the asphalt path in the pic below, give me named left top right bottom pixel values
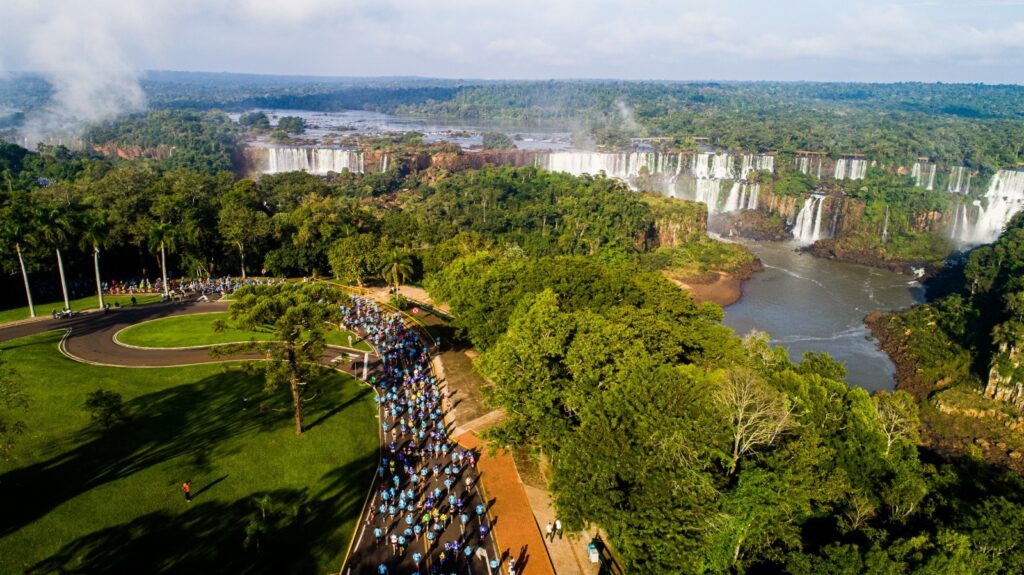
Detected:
left=0, top=300, right=370, bottom=369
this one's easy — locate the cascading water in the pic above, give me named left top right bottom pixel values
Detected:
left=911, top=162, right=936, bottom=190
left=265, top=147, right=365, bottom=174
left=792, top=195, right=829, bottom=244
left=381, top=154, right=389, bottom=172
left=951, top=169, right=1024, bottom=245
left=541, top=151, right=675, bottom=178
left=834, top=158, right=867, bottom=180
left=948, top=166, right=971, bottom=194
left=795, top=155, right=823, bottom=178
left=881, top=205, right=890, bottom=243
left=722, top=182, right=761, bottom=212
left=695, top=179, right=725, bottom=213
left=739, top=154, right=774, bottom=180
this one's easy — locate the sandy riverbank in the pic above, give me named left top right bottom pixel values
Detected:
left=667, top=271, right=744, bottom=307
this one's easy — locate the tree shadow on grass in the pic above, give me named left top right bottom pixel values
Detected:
left=0, top=367, right=372, bottom=538
left=27, top=453, right=378, bottom=575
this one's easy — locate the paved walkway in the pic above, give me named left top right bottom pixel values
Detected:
left=456, top=433, right=556, bottom=575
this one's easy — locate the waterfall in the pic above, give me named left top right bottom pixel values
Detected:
left=796, top=155, right=823, bottom=178
left=911, top=162, right=936, bottom=190
left=691, top=153, right=711, bottom=178
left=541, top=151, right=673, bottom=178
left=710, top=153, right=734, bottom=179
left=381, top=154, right=389, bottom=172
left=881, top=205, right=890, bottom=243
left=792, top=195, right=829, bottom=244
left=695, top=179, right=725, bottom=213
left=834, top=158, right=867, bottom=180
left=951, top=170, right=1024, bottom=245
left=739, top=154, right=774, bottom=180
left=265, top=147, right=365, bottom=175
left=948, top=166, right=971, bottom=194
left=722, top=182, right=761, bottom=212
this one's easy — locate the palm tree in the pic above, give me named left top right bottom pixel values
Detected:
left=34, top=206, right=73, bottom=311
left=148, top=222, right=175, bottom=298
left=79, top=213, right=109, bottom=309
left=0, top=213, right=36, bottom=317
left=380, top=249, right=414, bottom=294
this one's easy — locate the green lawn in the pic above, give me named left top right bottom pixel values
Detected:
left=0, top=331, right=379, bottom=574
left=0, top=294, right=163, bottom=324
left=115, top=312, right=372, bottom=351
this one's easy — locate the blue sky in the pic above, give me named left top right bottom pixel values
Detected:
left=3, top=0, right=1024, bottom=83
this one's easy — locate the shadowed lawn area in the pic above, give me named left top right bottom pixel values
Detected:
left=0, top=294, right=163, bottom=324
left=0, top=331, right=379, bottom=574
left=115, top=311, right=372, bottom=351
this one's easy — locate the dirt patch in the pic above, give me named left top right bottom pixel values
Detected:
left=441, top=349, right=493, bottom=425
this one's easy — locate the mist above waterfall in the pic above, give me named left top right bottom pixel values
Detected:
left=2, top=1, right=157, bottom=148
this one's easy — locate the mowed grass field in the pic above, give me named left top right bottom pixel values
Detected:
left=0, top=294, right=163, bottom=324
left=115, top=312, right=372, bottom=351
left=0, top=331, right=379, bottom=574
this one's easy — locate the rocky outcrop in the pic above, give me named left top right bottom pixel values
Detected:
left=710, top=210, right=790, bottom=241
left=91, top=143, right=175, bottom=160
left=986, top=342, right=1024, bottom=410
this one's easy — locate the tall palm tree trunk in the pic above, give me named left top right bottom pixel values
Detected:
left=238, top=242, right=247, bottom=280
left=160, top=241, right=169, bottom=297
left=16, top=243, right=35, bottom=317
left=93, top=245, right=104, bottom=309
left=56, top=248, right=70, bottom=311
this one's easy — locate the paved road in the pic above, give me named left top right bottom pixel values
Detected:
left=0, top=301, right=370, bottom=370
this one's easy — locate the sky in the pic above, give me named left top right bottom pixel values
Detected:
left=2, top=0, right=1024, bottom=136
left=3, top=0, right=1024, bottom=84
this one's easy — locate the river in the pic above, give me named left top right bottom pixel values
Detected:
left=722, top=241, right=926, bottom=392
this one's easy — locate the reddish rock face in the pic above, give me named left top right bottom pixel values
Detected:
left=91, top=143, right=175, bottom=160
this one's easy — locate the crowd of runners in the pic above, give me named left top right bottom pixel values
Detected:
left=339, top=295, right=505, bottom=575
left=102, top=276, right=283, bottom=299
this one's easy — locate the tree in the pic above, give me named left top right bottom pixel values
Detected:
left=873, top=390, right=920, bottom=457
left=716, top=367, right=796, bottom=475
left=216, top=283, right=332, bottom=435
left=0, top=352, right=29, bottom=457
left=83, top=388, right=127, bottom=429
left=276, top=116, right=306, bottom=134
left=482, top=132, right=515, bottom=150
left=148, top=221, right=175, bottom=297
left=219, top=187, right=272, bottom=279
left=239, top=111, right=271, bottom=130
left=34, top=205, right=74, bottom=311
left=79, top=211, right=109, bottom=309
left=0, top=205, right=36, bottom=317
left=328, top=234, right=385, bottom=286
left=380, top=248, right=414, bottom=294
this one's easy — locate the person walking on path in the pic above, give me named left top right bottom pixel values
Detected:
left=545, top=521, right=554, bottom=541
left=555, top=518, right=563, bottom=539
left=182, top=481, right=192, bottom=502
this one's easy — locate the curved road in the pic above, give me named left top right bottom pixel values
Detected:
left=0, top=300, right=370, bottom=370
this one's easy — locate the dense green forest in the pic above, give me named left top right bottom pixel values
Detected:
left=427, top=244, right=1024, bottom=573
left=869, top=214, right=1024, bottom=473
